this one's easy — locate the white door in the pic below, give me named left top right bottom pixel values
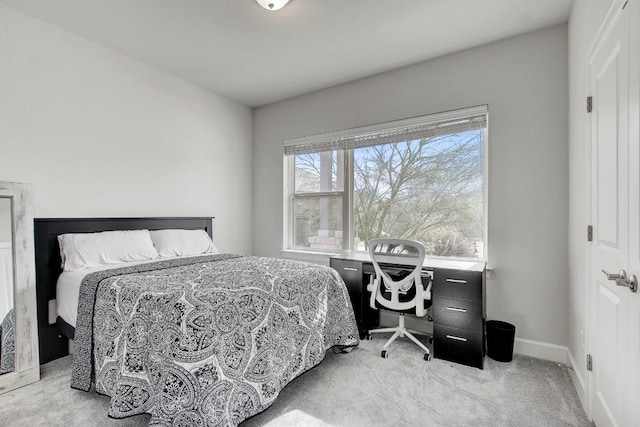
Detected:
left=623, top=0, right=640, bottom=424
left=588, top=1, right=640, bottom=426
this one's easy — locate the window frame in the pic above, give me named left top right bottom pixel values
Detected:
left=283, top=105, right=488, bottom=261
left=285, top=150, right=353, bottom=252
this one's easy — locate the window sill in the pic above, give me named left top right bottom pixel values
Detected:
left=280, top=249, right=489, bottom=274
left=280, top=249, right=339, bottom=266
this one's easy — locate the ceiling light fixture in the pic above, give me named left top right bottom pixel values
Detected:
left=255, top=0, right=290, bottom=11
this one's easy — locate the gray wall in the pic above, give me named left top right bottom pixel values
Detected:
left=253, top=25, right=569, bottom=347
left=0, top=4, right=253, bottom=255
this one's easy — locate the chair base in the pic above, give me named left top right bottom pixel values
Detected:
left=368, top=313, right=431, bottom=356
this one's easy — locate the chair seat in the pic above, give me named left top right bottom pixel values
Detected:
left=373, top=286, right=433, bottom=313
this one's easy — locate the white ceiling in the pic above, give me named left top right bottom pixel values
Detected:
left=1, top=0, right=573, bottom=107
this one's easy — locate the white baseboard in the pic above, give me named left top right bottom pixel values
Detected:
left=379, top=316, right=572, bottom=366
left=566, top=349, right=587, bottom=411
left=513, top=337, right=568, bottom=364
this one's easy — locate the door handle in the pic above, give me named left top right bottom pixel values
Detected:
left=602, top=269, right=638, bottom=293
left=602, top=269, right=626, bottom=280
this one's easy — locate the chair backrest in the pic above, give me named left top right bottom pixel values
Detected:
left=367, top=238, right=430, bottom=317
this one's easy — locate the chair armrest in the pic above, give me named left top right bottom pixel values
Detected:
left=424, top=280, right=432, bottom=300
left=367, top=276, right=379, bottom=310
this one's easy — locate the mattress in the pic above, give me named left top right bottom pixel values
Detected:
left=56, top=256, right=197, bottom=328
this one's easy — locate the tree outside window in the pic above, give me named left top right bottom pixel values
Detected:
left=353, top=130, right=483, bottom=258
left=287, top=108, right=486, bottom=260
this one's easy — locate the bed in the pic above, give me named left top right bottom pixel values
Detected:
left=34, top=217, right=359, bottom=426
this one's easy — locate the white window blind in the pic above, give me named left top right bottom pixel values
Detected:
left=284, top=105, right=488, bottom=156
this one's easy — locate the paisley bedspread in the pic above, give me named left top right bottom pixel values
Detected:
left=70, top=254, right=359, bottom=426
left=0, top=308, right=15, bottom=374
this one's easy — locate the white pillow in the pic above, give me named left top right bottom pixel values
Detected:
left=150, top=229, right=218, bottom=258
left=58, top=229, right=159, bottom=271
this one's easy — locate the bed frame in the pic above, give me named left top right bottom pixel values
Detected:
left=34, top=217, right=213, bottom=364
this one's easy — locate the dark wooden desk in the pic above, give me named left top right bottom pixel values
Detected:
left=330, top=253, right=486, bottom=369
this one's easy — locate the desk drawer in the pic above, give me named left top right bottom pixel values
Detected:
left=433, top=269, right=482, bottom=302
left=330, top=258, right=378, bottom=337
left=433, top=298, right=484, bottom=333
left=330, top=259, right=364, bottom=325
left=434, top=324, right=484, bottom=369
left=331, top=259, right=363, bottom=284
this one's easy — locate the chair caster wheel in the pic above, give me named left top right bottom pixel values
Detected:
left=381, top=350, right=388, bottom=359
left=428, top=336, right=434, bottom=344
left=423, top=353, right=431, bottom=361
left=365, top=334, right=373, bottom=341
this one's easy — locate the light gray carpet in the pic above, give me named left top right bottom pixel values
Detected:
left=0, top=336, right=591, bottom=426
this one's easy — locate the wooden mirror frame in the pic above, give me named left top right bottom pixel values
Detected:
left=0, top=182, right=39, bottom=394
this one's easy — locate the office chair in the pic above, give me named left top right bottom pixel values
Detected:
left=366, top=238, right=433, bottom=360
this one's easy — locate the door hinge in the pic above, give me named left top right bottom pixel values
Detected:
left=587, top=96, right=593, bottom=113
left=587, top=354, right=593, bottom=371
left=587, top=225, right=593, bottom=242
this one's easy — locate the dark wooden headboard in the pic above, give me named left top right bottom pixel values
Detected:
left=34, top=217, right=214, bottom=364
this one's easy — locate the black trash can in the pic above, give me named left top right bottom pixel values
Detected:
left=486, top=320, right=516, bottom=362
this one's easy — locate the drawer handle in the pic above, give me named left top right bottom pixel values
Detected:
left=343, top=267, right=359, bottom=272
left=446, top=307, right=467, bottom=313
left=445, top=334, right=468, bottom=342
left=446, top=278, right=467, bottom=284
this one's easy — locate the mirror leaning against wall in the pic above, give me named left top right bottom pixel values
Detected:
left=0, top=181, right=39, bottom=393
left=0, top=197, right=15, bottom=375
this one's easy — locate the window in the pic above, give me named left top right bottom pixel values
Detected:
left=284, top=106, right=487, bottom=260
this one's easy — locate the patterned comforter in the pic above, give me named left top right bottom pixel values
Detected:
left=70, top=254, right=359, bottom=426
left=0, top=308, right=15, bottom=374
